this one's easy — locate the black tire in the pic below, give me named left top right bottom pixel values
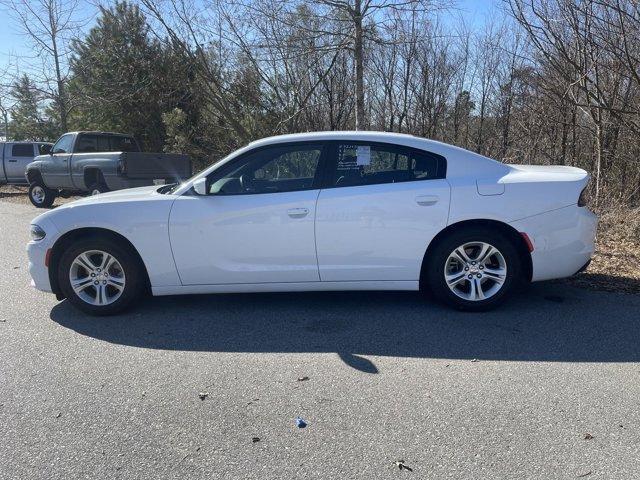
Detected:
left=423, top=227, right=522, bottom=311
left=58, top=238, right=144, bottom=316
left=88, top=181, right=109, bottom=196
left=28, top=181, right=56, bottom=208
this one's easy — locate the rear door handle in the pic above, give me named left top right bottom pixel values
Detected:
left=415, top=195, right=439, bottom=206
left=287, top=207, right=309, bottom=218
left=8, top=159, right=17, bottom=162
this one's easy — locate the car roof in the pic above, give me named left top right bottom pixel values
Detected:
left=249, top=131, right=504, bottom=170
left=65, top=131, right=134, bottom=136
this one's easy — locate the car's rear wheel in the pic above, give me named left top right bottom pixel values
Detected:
left=424, top=228, right=522, bottom=311
left=29, top=181, right=56, bottom=208
left=58, top=238, right=143, bottom=315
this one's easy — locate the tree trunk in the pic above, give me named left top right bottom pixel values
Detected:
left=49, top=6, right=68, bottom=132
left=353, top=0, right=365, bottom=130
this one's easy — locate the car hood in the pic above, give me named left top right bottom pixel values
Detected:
left=64, top=185, right=162, bottom=206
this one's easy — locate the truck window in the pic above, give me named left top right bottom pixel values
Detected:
left=38, top=143, right=52, bottom=155
left=12, top=144, right=34, bottom=157
left=76, top=135, right=98, bottom=153
left=52, top=134, right=74, bottom=154
left=110, top=136, right=138, bottom=152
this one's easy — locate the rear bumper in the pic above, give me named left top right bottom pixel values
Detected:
left=509, top=205, right=597, bottom=282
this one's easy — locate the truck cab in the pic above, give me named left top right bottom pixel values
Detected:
left=0, top=141, right=52, bottom=185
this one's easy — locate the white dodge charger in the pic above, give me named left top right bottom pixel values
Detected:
left=27, top=131, right=597, bottom=315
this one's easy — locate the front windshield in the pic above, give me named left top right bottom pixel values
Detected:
left=163, top=149, right=242, bottom=194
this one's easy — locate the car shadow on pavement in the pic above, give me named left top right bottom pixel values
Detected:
left=49, top=282, right=640, bottom=372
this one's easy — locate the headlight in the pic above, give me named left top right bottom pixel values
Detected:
left=30, top=224, right=46, bottom=241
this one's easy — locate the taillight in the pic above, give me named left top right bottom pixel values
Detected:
left=578, top=187, right=588, bottom=207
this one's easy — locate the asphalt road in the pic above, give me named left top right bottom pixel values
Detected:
left=1, top=200, right=640, bottom=479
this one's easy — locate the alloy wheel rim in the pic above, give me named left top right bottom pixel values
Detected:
left=69, top=250, right=126, bottom=306
left=444, top=241, right=507, bottom=301
left=32, top=186, right=45, bottom=204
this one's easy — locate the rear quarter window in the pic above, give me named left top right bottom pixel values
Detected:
left=110, top=136, right=139, bottom=152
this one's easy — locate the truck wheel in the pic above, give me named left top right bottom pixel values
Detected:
left=88, top=182, right=109, bottom=196
left=29, top=181, right=56, bottom=208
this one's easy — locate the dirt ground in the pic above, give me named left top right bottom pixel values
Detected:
left=2, top=184, right=638, bottom=294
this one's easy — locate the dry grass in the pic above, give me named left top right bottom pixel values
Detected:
left=2, top=184, right=638, bottom=294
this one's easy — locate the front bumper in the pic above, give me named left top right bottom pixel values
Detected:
left=509, top=205, right=597, bottom=282
left=26, top=218, right=60, bottom=293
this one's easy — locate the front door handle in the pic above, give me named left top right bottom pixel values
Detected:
left=415, top=195, right=439, bottom=206
left=8, top=159, right=17, bottom=162
left=287, top=207, right=309, bottom=218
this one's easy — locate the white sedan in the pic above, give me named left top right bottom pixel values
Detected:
left=27, top=131, right=597, bottom=315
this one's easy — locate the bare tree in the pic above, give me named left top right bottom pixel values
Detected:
left=0, top=0, right=85, bottom=132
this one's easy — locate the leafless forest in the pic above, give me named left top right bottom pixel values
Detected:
left=2, top=0, right=640, bottom=207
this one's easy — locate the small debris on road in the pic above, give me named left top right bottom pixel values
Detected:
left=295, top=417, right=307, bottom=428
left=577, top=470, right=592, bottom=478
left=471, top=359, right=479, bottom=363
left=198, top=392, right=209, bottom=400
left=297, top=376, right=309, bottom=382
left=252, top=437, right=260, bottom=443
left=55, top=412, right=62, bottom=418
left=584, top=433, right=594, bottom=440
left=394, top=460, right=413, bottom=472
left=13, top=266, right=19, bottom=269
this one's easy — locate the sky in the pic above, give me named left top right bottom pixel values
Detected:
left=0, top=0, right=498, bottom=77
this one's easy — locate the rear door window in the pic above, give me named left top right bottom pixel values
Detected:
left=11, top=144, right=34, bottom=157
left=329, top=142, right=445, bottom=187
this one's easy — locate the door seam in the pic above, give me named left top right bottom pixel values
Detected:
left=313, top=189, right=323, bottom=281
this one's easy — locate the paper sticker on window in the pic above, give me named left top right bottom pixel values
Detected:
left=356, top=146, right=371, bottom=166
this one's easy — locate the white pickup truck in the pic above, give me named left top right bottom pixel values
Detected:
left=0, top=141, right=53, bottom=185
left=25, top=131, right=192, bottom=207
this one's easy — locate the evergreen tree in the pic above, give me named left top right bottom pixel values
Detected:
left=69, top=1, right=177, bottom=150
left=9, top=75, right=57, bottom=141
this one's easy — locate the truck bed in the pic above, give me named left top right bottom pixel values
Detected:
left=122, top=152, right=191, bottom=179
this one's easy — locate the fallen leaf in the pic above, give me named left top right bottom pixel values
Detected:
left=297, top=376, right=310, bottom=382
left=252, top=437, right=260, bottom=443
left=394, top=460, right=413, bottom=472
left=584, top=433, right=594, bottom=440
left=198, top=392, right=209, bottom=400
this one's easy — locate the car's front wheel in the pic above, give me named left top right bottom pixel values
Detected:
left=58, top=238, right=144, bottom=315
left=424, top=228, right=522, bottom=311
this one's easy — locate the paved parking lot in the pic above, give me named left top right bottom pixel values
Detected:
left=1, top=200, right=640, bottom=479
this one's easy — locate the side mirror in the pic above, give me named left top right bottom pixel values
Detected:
left=193, top=177, right=208, bottom=196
